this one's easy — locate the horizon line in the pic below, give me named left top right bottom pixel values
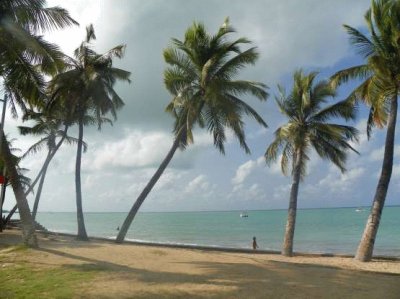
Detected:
left=10, top=204, right=399, bottom=214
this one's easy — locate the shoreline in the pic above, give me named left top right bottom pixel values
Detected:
left=5, top=218, right=400, bottom=259
left=38, top=231, right=400, bottom=261
left=33, top=229, right=400, bottom=261
left=7, top=207, right=399, bottom=258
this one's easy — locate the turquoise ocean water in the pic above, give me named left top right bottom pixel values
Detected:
left=32, top=206, right=399, bottom=256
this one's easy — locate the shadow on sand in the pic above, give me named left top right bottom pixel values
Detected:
left=35, top=246, right=400, bottom=299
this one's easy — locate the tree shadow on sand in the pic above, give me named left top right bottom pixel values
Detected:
left=35, top=247, right=400, bottom=299
left=0, top=230, right=104, bottom=249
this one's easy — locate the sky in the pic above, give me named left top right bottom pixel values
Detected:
left=3, top=0, right=400, bottom=212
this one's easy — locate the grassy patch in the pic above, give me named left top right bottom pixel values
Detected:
left=0, top=244, right=28, bottom=252
left=6, top=245, right=29, bottom=252
left=0, top=262, right=97, bottom=298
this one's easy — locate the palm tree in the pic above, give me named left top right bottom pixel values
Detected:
left=0, top=0, right=77, bottom=246
left=48, top=25, right=131, bottom=240
left=265, top=70, right=358, bottom=257
left=330, top=0, right=400, bottom=262
left=116, top=18, right=268, bottom=243
left=0, top=138, right=31, bottom=231
left=19, top=110, right=83, bottom=220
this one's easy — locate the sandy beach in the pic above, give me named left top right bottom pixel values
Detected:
left=0, top=229, right=399, bottom=298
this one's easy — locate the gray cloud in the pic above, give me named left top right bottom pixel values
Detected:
left=47, top=0, right=370, bottom=130
left=7, top=0, right=396, bottom=213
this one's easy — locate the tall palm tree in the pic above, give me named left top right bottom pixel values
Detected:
left=48, top=24, right=131, bottom=240
left=265, top=70, right=358, bottom=257
left=330, top=0, right=400, bottom=262
left=0, top=0, right=77, bottom=246
left=19, top=111, right=83, bottom=220
left=116, top=18, right=268, bottom=243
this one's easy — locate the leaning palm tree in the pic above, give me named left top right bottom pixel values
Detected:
left=330, top=0, right=400, bottom=262
left=48, top=24, right=131, bottom=240
left=0, top=0, right=77, bottom=246
left=116, top=18, right=268, bottom=243
left=265, top=70, right=358, bottom=257
left=19, top=110, right=83, bottom=220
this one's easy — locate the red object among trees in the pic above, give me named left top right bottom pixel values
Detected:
left=0, top=176, right=5, bottom=184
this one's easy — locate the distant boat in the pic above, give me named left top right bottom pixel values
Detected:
left=240, top=212, right=248, bottom=218
left=355, top=208, right=365, bottom=212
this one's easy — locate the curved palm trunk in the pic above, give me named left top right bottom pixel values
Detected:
left=6, top=126, right=69, bottom=222
left=32, top=129, right=68, bottom=220
left=4, top=201, right=17, bottom=225
left=31, top=151, right=51, bottom=220
left=5, top=152, right=57, bottom=223
left=5, top=163, right=54, bottom=222
left=355, top=96, right=397, bottom=262
left=116, top=137, right=181, bottom=243
left=282, top=149, right=302, bottom=257
left=1, top=133, right=37, bottom=247
left=75, top=118, right=88, bottom=240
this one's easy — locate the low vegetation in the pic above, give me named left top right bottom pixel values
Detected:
left=0, top=246, right=97, bottom=298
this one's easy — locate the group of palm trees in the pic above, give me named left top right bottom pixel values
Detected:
left=0, top=0, right=398, bottom=263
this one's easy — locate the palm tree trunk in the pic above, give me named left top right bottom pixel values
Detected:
left=1, top=133, right=37, bottom=247
left=32, top=150, right=51, bottom=220
left=4, top=203, right=17, bottom=225
left=32, top=128, right=68, bottom=220
left=355, top=95, right=397, bottom=262
left=30, top=125, right=68, bottom=194
left=282, top=149, right=302, bottom=257
left=116, top=137, right=181, bottom=243
left=0, top=177, right=7, bottom=232
left=75, top=118, right=88, bottom=240
left=5, top=126, right=68, bottom=222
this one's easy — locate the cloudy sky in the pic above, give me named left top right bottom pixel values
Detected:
left=3, top=0, right=400, bottom=212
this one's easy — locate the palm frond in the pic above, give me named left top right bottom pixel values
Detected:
left=344, top=25, right=375, bottom=58
left=21, top=137, right=48, bottom=159
left=227, top=95, right=268, bottom=127
left=311, top=98, right=357, bottom=122
left=330, top=65, right=371, bottom=88
left=264, top=128, right=285, bottom=165
left=266, top=70, right=359, bottom=179
left=213, top=47, right=259, bottom=80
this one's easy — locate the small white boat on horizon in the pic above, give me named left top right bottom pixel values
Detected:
left=240, top=212, right=248, bottom=218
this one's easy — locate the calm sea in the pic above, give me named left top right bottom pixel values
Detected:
left=32, top=206, right=399, bottom=256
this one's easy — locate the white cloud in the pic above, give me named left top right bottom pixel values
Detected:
left=272, top=184, right=291, bottom=201
left=154, top=170, right=183, bottom=192
left=232, top=161, right=256, bottom=185
left=395, top=145, right=400, bottom=158
left=229, top=182, right=266, bottom=203
left=185, top=175, right=210, bottom=194
left=45, top=0, right=107, bottom=55
left=232, top=156, right=264, bottom=185
left=89, top=131, right=172, bottom=170
left=268, top=157, right=283, bottom=175
left=392, top=164, right=400, bottom=178
left=247, top=184, right=265, bottom=201
left=318, top=166, right=366, bottom=193
left=369, top=147, right=384, bottom=162
left=80, top=129, right=214, bottom=172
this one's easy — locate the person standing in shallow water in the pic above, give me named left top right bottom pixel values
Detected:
left=252, top=237, right=259, bottom=250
